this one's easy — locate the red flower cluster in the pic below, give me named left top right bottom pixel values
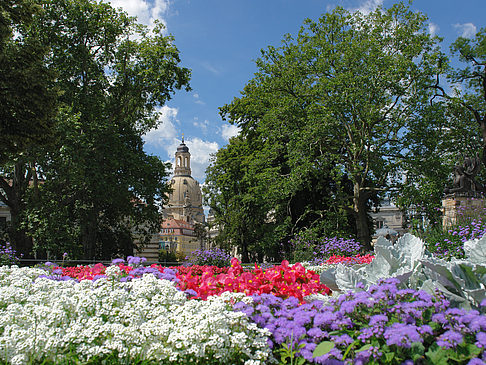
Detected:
left=324, top=254, right=374, bottom=265
left=175, top=258, right=331, bottom=301
left=51, top=258, right=332, bottom=302
left=59, top=263, right=133, bottom=280
left=173, top=265, right=229, bottom=276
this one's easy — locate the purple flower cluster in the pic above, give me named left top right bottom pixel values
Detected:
left=233, top=278, right=486, bottom=364
left=121, top=266, right=179, bottom=283
left=184, top=247, right=232, bottom=267
left=427, top=204, right=486, bottom=260
left=290, top=234, right=363, bottom=265
left=126, top=256, right=147, bottom=266
left=0, top=242, right=21, bottom=266
left=37, top=265, right=77, bottom=282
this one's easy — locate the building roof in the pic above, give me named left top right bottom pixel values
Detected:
left=162, top=219, right=194, bottom=230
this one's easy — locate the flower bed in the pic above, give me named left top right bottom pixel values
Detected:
left=0, top=265, right=272, bottom=364
left=1, top=249, right=486, bottom=364
left=49, top=257, right=331, bottom=302
left=235, top=278, right=486, bottom=364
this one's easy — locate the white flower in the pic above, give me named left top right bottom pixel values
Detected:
left=0, top=267, right=275, bottom=364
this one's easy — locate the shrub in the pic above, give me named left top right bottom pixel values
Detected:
left=418, top=202, right=486, bottom=260
left=290, top=232, right=363, bottom=265
left=184, top=247, right=232, bottom=267
left=0, top=242, right=21, bottom=266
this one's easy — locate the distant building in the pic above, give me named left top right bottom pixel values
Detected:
left=0, top=201, right=10, bottom=238
left=159, top=219, right=201, bottom=258
left=136, top=137, right=206, bottom=261
left=370, top=200, right=406, bottom=242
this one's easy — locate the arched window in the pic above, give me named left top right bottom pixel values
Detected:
left=177, top=156, right=182, bottom=167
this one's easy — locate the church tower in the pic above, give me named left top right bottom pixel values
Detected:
left=164, top=136, right=205, bottom=224
left=174, top=136, right=191, bottom=176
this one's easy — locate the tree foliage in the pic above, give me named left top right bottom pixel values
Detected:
left=398, top=27, right=486, bottom=229
left=0, top=0, right=58, bottom=164
left=446, top=28, right=486, bottom=163
left=208, top=3, right=442, bottom=256
left=1, top=0, right=191, bottom=259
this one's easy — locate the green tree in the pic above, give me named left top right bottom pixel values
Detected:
left=4, top=0, right=190, bottom=259
left=0, top=0, right=59, bottom=258
left=0, top=0, right=58, bottom=163
left=441, top=28, right=486, bottom=164
left=204, top=136, right=271, bottom=262
left=217, top=3, right=441, bottom=251
left=400, top=27, right=486, bottom=228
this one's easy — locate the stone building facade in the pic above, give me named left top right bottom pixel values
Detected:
left=136, top=138, right=206, bottom=261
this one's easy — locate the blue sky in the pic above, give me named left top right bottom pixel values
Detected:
left=107, top=0, right=486, bottom=183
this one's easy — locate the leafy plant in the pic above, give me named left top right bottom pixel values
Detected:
left=277, top=333, right=306, bottom=365
left=320, top=233, right=486, bottom=309
left=0, top=242, right=21, bottom=266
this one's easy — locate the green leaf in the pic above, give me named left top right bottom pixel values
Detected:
left=296, top=357, right=306, bottom=365
left=312, top=341, right=335, bottom=358
left=425, top=345, right=451, bottom=365
left=356, top=344, right=372, bottom=353
left=410, top=342, right=425, bottom=361
left=384, top=352, right=395, bottom=362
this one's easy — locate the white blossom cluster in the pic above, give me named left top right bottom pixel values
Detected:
left=0, top=266, right=275, bottom=364
left=299, top=262, right=333, bottom=275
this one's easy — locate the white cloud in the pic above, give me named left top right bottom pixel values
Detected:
left=143, top=105, right=179, bottom=146
left=106, top=0, right=169, bottom=31
left=193, top=119, right=210, bottom=133
left=428, top=22, right=439, bottom=36
left=453, top=23, right=477, bottom=38
left=193, top=93, right=205, bottom=105
left=201, top=61, right=221, bottom=75
left=221, top=124, right=240, bottom=141
left=182, top=138, right=219, bottom=182
left=353, top=0, right=384, bottom=15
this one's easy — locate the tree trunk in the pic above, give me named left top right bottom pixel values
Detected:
left=0, top=162, right=34, bottom=259
left=353, top=182, right=373, bottom=252
left=239, top=229, right=249, bottom=263
left=81, top=211, right=97, bottom=260
left=8, top=221, right=33, bottom=260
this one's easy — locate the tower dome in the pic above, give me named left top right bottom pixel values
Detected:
left=164, top=137, right=205, bottom=223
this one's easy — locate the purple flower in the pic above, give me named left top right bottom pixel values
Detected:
left=369, top=314, right=388, bottom=326
left=476, top=332, right=486, bottom=349
left=314, top=311, right=337, bottom=327
left=184, top=289, right=197, bottom=298
left=127, top=256, right=146, bottom=266
left=111, top=258, right=125, bottom=265
left=437, top=330, right=464, bottom=349
left=468, top=359, right=486, bottom=365
left=332, top=334, right=353, bottom=346
left=384, top=323, right=421, bottom=348
left=418, top=325, right=433, bottom=336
